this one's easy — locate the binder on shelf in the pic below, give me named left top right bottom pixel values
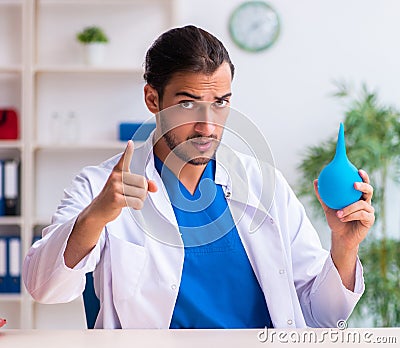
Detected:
left=4, top=159, right=20, bottom=216
left=7, top=236, right=21, bottom=293
left=0, top=160, right=4, bottom=216
left=0, top=237, right=6, bottom=292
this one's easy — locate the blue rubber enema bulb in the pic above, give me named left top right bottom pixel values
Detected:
left=317, top=123, right=362, bottom=210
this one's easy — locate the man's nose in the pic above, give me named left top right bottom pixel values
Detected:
left=193, top=105, right=216, bottom=135
left=194, top=121, right=216, bottom=136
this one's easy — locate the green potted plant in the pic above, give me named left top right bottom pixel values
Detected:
left=297, top=82, right=400, bottom=326
left=76, top=26, right=109, bottom=66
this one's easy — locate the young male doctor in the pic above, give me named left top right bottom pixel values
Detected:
left=23, top=26, right=375, bottom=329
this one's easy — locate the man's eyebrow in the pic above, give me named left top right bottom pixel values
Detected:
left=175, top=92, right=202, bottom=100
left=215, top=93, right=232, bottom=100
left=175, top=92, right=232, bottom=100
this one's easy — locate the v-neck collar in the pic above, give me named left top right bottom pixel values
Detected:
left=154, top=154, right=216, bottom=201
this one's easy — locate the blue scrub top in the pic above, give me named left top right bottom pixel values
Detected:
left=154, top=155, right=272, bottom=329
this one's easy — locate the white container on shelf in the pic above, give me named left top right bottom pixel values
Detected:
left=63, top=111, right=79, bottom=143
left=49, top=111, right=62, bottom=144
left=84, top=43, right=106, bottom=66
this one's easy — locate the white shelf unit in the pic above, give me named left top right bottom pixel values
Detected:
left=0, top=0, right=23, bottom=5
left=0, top=67, right=23, bottom=73
left=34, top=141, right=127, bottom=151
left=0, top=0, right=178, bottom=329
left=0, top=217, right=23, bottom=226
left=34, top=66, right=145, bottom=74
left=0, top=141, right=23, bottom=149
left=0, top=0, right=24, bottom=330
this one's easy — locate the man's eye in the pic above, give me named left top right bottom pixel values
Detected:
left=213, top=100, right=229, bottom=108
left=179, top=101, right=195, bottom=109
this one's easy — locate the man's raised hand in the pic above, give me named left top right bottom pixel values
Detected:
left=91, top=140, right=157, bottom=225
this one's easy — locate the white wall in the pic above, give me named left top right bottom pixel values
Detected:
left=176, top=0, right=400, bottom=243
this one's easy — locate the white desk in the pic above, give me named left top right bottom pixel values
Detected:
left=0, top=328, right=399, bottom=347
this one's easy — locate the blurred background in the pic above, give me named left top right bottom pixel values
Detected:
left=0, top=0, right=399, bottom=329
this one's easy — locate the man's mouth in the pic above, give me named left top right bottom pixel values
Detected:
left=190, top=138, right=214, bottom=152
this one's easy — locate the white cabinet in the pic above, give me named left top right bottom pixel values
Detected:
left=0, top=0, right=24, bottom=330
left=0, top=0, right=177, bottom=329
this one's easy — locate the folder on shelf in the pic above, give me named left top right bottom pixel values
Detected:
left=7, top=236, right=21, bottom=293
left=4, top=159, right=20, bottom=216
left=0, top=160, right=4, bottom=216
left=0, top=237, right=6, bottom=292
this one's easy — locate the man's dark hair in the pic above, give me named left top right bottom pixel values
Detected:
left=144, top=25, right=235, bottom=101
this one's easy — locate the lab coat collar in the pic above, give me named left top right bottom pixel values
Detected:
left=215, top=144, right=274, bottom=219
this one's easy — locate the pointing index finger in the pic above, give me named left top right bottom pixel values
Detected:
left=123, top=140, right=134, bottom=172
left=115, top=140, right=134, bottom=172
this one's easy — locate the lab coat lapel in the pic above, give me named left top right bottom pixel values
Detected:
left=131, top=135, right=184, bottom=242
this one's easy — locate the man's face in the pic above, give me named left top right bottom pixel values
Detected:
left=156, top=62, right=232, bottom=166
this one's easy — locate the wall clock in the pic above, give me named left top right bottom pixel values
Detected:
left=229, top=1, right=280, bottom=52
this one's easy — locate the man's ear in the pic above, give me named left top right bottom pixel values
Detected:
left=144, top=84, right=160, bottom=114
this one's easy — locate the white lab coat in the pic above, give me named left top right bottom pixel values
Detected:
left=23, top=134, right=364, bottom=329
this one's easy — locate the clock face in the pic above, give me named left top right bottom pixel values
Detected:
left=229, top=1, right=280, bottom=52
